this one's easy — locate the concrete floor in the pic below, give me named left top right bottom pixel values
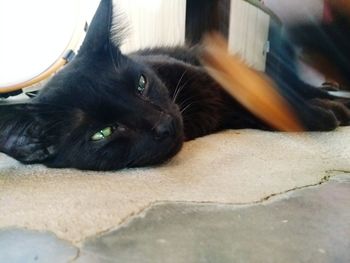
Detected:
left=0, top=128, right=349, bottom=262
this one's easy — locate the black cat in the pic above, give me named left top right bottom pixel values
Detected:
left=0, top=0, right=349, bottom=170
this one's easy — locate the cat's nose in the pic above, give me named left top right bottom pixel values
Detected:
left=153, top=114, right=176, bottom=141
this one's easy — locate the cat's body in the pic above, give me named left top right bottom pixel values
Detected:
left=0, top=0, right=349, bottom=170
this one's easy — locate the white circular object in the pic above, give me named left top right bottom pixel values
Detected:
left=0, top=0, right=95, bottom=93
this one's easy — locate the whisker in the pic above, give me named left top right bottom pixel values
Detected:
left=180, top=98, right=207, bottom=116
left=173, top=71, right=198, bottom=104
left=178, top=95, right=200, bottom=110
left=172, top=70, right=187, bottom=102
left=180, top=102, right=195, bottom=115
left=173, top=81, right=191, bottom=104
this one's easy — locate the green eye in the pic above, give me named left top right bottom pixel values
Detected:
left=136, top=75, right=147, bottom=95
left=91, top=126, right=113, bottom=141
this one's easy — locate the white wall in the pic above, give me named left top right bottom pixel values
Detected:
left=229, top=0, right=270, bottom=71
left=114, top=0, right=186, bottom=53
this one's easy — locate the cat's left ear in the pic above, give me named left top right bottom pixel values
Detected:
left=0, top=103, right=60, bottom=163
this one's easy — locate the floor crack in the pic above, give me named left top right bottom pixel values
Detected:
left=74, top=201, right=159, bottom=245
left=257, top=170, right=350, bottom=203
left=69, top=246, right=81, bottom=262
left=258, top=175, right=330, bottom=203
left=75, top=171, right=350, bottom=247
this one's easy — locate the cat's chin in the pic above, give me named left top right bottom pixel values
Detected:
left=128, top=134, right=184, bottom=169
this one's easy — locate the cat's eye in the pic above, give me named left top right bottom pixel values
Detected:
left=136, top=75, right=147, bottom=95
left=91, top=126, right=113, bottom=141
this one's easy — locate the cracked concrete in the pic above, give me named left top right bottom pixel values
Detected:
left=0, top=128, right=349, bottom=245
left=76, top=175, right=350, bottom=263
left=1, top=174, right=349, bottom=263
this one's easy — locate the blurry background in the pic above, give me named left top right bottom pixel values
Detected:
left=263, top=0, right=324, bottom=24
left=264, top=0, right=326, bottom=86
left=0, top=0, right=326, bottom=92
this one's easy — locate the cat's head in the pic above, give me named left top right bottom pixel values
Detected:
left=0, top=0, right=184, bottom=170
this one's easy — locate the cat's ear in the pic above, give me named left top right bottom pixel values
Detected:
left=0, top=103, right=60, bottom=163
left=78, top=0, right=122, bottom=56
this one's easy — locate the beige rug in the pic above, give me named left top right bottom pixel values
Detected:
left=0, top=128, right=349, bottom=244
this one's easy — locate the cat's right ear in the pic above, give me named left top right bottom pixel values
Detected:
left=78, top=0, right=122, bottom=53
left=0, top=103, right=60, bottom=163
left=77, top=0, right=127, bottom=67
left=78, top=0, right=113, bottom=55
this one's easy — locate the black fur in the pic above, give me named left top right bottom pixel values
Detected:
left=0, top=0, right=349, bottom=170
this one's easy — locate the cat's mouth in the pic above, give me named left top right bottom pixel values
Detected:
left=127, top=115, right=184, bottom=168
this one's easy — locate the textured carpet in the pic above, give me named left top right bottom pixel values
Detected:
left=0, top=128, right=349, bottom=244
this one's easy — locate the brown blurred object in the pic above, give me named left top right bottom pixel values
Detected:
left=326, top=0, right=350, bottom=17
left=201, top=33, right=304, bottom=132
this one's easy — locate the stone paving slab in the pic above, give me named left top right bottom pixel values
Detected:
left=0, top=175, right=349, bottom=263
left=77, top=175, right=350, bottom=263
left=0, top=229, right=78, bottom=263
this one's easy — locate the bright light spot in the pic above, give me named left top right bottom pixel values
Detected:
left=0, top=0, right=84, bottom=87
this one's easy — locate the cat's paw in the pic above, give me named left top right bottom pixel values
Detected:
left=309, top=98, right=350, bottom=126
left=1, top=135, right=52, bottom=164
left=295, top=98, right=350, bottom=131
